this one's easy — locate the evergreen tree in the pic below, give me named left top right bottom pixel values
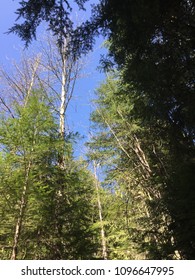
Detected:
left=9, top=0, right=89, bottom=48
left=0, top=91, right=98, bottom=259
left=92, top=0, right=195, bottom=259
left=88, top=73, right=184, bottom=259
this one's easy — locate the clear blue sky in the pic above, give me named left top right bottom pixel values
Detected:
left=0, top=0, right=106, bottom=158
left=0, top=0, right=22, bottom=60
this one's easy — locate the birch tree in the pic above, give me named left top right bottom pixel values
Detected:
left=93, top=161, right=107, bottom=260
left=35, top=34, right=82, bottom=168
left=0, top=36, right=99, bottom=260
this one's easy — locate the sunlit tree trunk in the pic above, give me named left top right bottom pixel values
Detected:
left=58, top=39, right=67, bottom=169
left=10, top=161, right=32, bottom=260
left=59, top=49, right=66, bottom=140
left=93, top=161, right=108, bottom=260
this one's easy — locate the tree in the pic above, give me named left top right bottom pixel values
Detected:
left=92, top=161, right=108, bottom=259
left=0, top=91, right=59, bottom=259
left=35, top=34, right=82, bottom=167
left=9, top=0, right=89, bottom=47
left=88, top=72, right=187, bottom=259
left=92, top=0, right=195, bottom=259
left=98, top=0, right=195, bottom=134
left=0, top=90, right=99, bottom=259
left=0, top=39, right=99, bottom=260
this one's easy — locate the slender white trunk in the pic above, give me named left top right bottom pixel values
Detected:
left=93, top=161, right=108, bottom=260
left=59, top=53, right=66, bottom=140
left=58, top=39, right=67, bottom=170
left=10, top=161, right=32, bottom=260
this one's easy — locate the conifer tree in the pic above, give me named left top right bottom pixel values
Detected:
left=89, top=73, right=180, bottom=259
left=0, top=91, right=98, bottom=259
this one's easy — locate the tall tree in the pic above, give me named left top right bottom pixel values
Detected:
left=89, top=73, right=187, bottom=259
left=93, top=0, right=195, bottom=259
left=0, top=37, right=99, bottom=260
left=92, top=161, right=107, bottom=259
left=0, top=90, right=98, bottom=259
left=0, top=91, right=59, bottom=259
left=35, top=34, right=82, bottom=167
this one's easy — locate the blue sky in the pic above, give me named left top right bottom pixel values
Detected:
left=0, top=0, right=106, bottom=158
left=0, top=0, right=22, bottom=61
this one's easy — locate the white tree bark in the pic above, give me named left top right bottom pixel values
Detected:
left=93, top=161, right=108, bottom=260
left=10, top=161, right=32, bottom=260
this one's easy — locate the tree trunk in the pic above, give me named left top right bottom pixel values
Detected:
left=93, top=161, right=108, bottom=260
left=58, top=38, right=68, bottom=169
left=59, top=46, right=66, bottom=140
left=10, top=161, right=31, bottom=260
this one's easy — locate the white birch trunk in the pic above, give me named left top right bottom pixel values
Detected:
left=93, top=161, right=108, bottom=260
left=10, top=161, right=32, bottom=260
left=59, top=48, right=66, bottom=140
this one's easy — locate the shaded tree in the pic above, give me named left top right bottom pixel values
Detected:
left=88, top=72, right=194, bottom=259
left=98, top=0, right=195, bottom=259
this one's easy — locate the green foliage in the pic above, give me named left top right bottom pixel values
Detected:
left=89, top=0, right=195, bottom=259
left=9, top=0, right=89, bottom=50
left=0, top=92, right=58, bottom=259
left=0, top=91, right=98, bottom=259
left=9, top=0, right=195, bottom=260
left=88, top=73, right=190, bottom=259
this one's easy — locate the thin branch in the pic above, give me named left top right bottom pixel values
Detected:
left=0, top=97, right=15, bottom=118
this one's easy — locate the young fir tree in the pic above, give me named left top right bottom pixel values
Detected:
left=0, top=91, right=98, bottom=259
